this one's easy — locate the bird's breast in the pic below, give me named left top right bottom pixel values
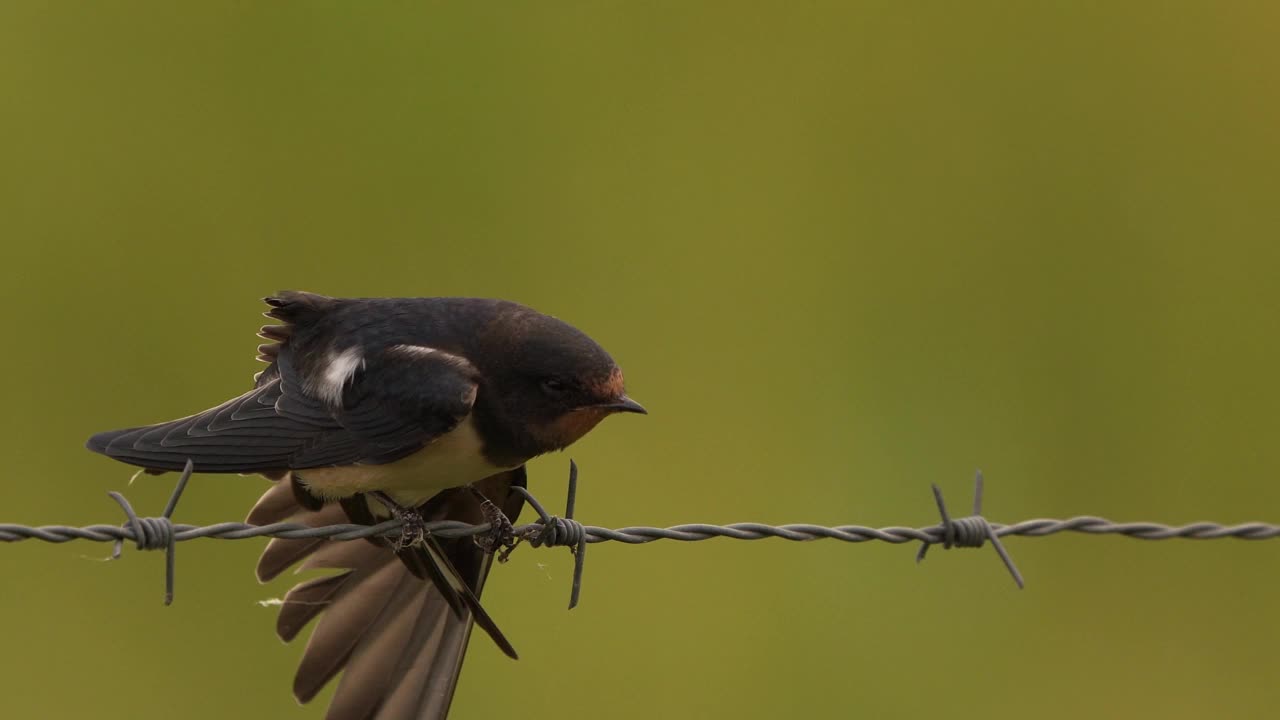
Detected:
left=296, top=416, right=519, bottom=506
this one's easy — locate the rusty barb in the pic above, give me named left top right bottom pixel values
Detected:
left=3, top=462, right=1277, bottom=607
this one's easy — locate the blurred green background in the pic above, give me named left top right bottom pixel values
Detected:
left=2, top=2, right=1277, bottom=718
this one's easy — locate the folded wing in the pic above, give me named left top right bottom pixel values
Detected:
left=85, top=343, right=479, bottom=474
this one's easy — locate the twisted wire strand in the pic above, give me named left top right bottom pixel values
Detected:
left=3, top=516, right=1278, bottom=545
left=2, top=462, right=1276, bottom=607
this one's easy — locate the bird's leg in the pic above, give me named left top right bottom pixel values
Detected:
left=468, top=485, right=516, bottom=555
left=369, top=491, right=426, bottom=550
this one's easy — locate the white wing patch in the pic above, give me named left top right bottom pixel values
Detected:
left=313, top=346, right=364, bottom=406
left=388, top=344, right=440, bottom=358
left=387, top=344, right=477, bottom=374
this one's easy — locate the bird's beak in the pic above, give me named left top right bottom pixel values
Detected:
left=599, top=396, right=647, bottom=415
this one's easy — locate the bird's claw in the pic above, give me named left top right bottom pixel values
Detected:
left=469, top=486, right=516, bottom=556
left=393, top=506, right=427, bottom=550
left=370, top=491, right=429, bottom=549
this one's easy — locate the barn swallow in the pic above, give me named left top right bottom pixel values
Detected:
left=86, top=291, right=645, bottom=719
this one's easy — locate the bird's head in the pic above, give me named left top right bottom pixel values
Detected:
left=471, top=304, right=645, bottom=459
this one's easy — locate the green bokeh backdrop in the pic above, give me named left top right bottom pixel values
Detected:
left=2, top=3, right=1277, bottom=718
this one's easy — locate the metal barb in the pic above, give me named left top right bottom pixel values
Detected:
left=916, top=470, right=1024, bottom=589
left=106, top=458, right=194, bottom=605
left=509, top=460, right=589, bottom=609
left=566, top=459, right=587, bottom=610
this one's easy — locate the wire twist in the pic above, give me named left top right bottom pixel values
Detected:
left=944, top=516, right=991, bottom=548
left=916, top=470, right=1025, bottom=588
left=508, top=459, right=589, bottom=608
left=105, top=459, right=194, bottom=605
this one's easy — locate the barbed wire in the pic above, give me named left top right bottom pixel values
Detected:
left=1, top=460, right=1277, bottom=608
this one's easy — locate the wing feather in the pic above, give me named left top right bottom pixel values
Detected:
left=86, top=342, right=478, bottom=474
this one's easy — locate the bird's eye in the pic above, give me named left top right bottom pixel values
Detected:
left=541, top=378, right=568, bottom=395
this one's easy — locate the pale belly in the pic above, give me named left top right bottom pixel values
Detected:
left=294, top=416, right=520, bottom=506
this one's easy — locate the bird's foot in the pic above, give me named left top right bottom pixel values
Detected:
left=393, top=508, right=427, bottom=550
left=370, top=491, right=427, bottom=549
left=468, top=486, right=516, bottom=556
